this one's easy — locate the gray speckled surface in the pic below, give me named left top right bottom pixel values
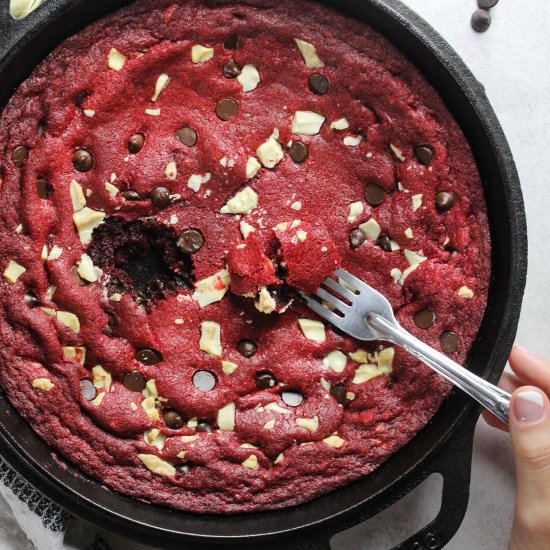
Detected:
left=0, top=1, right=549, bottom=548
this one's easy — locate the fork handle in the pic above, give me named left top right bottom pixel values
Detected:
left=367, top=313, right=511, bottom=424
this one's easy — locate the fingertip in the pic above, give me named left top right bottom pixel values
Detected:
left=511, top=387, right=549, bottom=426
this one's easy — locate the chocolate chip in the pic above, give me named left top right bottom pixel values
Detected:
left=163, top=410, right=185, bottom=430
left=349, top=229, right=366, bottom=249
left=149, top=186, right=171, bottom=208
left=136, top=348, right=163, bottom=365
left=478, top=0, right=498, bottom=7
left=176, top=462, right=193, bottom=474
left=223, top=59, right=242, bottom=79
left=435, top=192, right=456, bottom=213
left=177, top=229, right=204, bottom=254
left=471, top=9, right=491, bottom=32
left=330, top=384, right=346, bottom=404
left=216, top=99, right=238, bottom=121
left=128, top=133, right=145, bottom=154
left=36, top=178, right=52, bottom=199
left=12, top=146, right=28, bottom=168
left=308, top=73, right=329, bottom=95
left=281, top=390, right=303, bottom=407
left=122, top=370, right=147, bottom=392
left=255, top=371, right=276, bottom=390
left=440, top=331, right=460, bottom=354
left=121, top=190, right=143, bottom=201
left=72, top=149, right=93, bottom=172
left=176, top=126, right=197, bottom=147
left=414, top=145, right=434, bottom=165
left=80, top=379, right=97, bottom=401
left=192, top=370, right=216, bottom=392
left=377, top=235, right=392, bottom=252
left=197, top=420, right=213, bottom=433
left=24, top=290, right=39, bottom=308
left=414, top=309, right=435, bottom=329
left=237, top=339, right=258, bottom=358
left=365, top=183, right=386, bottom=207
left=224, top=34, right=238, bottom=50
left=288, top=142, right=308, bottom=164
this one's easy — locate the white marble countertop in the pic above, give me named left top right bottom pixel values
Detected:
left=1, top=1, right=549, bottom=548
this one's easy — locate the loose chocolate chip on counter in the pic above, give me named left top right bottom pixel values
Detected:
left=163, top=410, right=185, bottom=430
left=288, top=142, right=308, bottom=164
left=136, top=348, right=163, bottom=365
left=122, top=370, right=147, bottom=392
left=177, top=229, right=204, bottom=254
left=223, top=59, right=242, bottom=79
left=308, top=73, right=330, bottom=95
left=440, top=331, right=460, bottom=354
left=149, top=186, right=171, bottom=208
left=478, top=0, right=498, bottom=9
left=176, top=126, right=197, bottom=147
left=282, top=390, right=303, bottom=407
left=216, top=99, right=238, bottom=121
left=237, top=339, right=258, bottom=358
left=330, top=384, right=346, bottom=404
left=80, top=379, right=97, bottom=402
left=365, top=183, right=386, bottom=207
left=196, top=420, right=214, bottom=433
left=255, top=371, right=276, bottom=390
left=121, top=190, right=143, bottom=201
left=128, top=133, right=145, bottom=154
left=24, top=290, right=39, bottom=308
left=176, top=462, right=193, bottom=474
left=192, top=370, right=217, bottom=392
left=414, top=309, right=435, bottom=329
left=414, top=145, right=434, bottom=165
left=377, top=235, right=392, bottom=252
left=75, top=91, right=88, bottom=107
left=471, top=9, right=491, bottom=32
left=349, top=229, right=366, bottom=249
left=224, top=34, right=238, bottom=50
left=12, top=146, right=28, bottom=168
left=435, top=191, right=456, bottom=213
left=72, top=149, right=93, bottom=172
left=36, top=178, right=52, bottom=199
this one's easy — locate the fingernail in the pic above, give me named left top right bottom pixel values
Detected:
left=514, top=345, right=530, bottom=353
left=513, top=390, right=547, bottom=424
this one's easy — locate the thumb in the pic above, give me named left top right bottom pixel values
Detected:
left=509, top=387, right=550, bottom=548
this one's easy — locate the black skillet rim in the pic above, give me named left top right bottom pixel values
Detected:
left=0, top=0, right=527, bottom=546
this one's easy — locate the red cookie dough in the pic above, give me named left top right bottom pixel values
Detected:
left=0, top=0, right=490, bottom=514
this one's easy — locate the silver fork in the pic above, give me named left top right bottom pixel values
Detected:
left=301, top=268, right=510, bottom=424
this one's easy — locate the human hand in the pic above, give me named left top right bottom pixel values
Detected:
left=483, top=347, right=550, bottom=550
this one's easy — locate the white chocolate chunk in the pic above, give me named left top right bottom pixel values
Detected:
left=296, top=416, right=319, bottom=432
left=109, top=293, right=123, bottom=302
left=349, top=349, right=369, bottom=364
left=240, top=221, right=255, bottom=239
left=104, top=182, right=119, bottom=196
left=73, top=207, right=106, bottom=245
left=130, top=402, right=138, bottom=411
left=145, top=379, right=158, bottom=399
left=405, top=228, right=413, bottom=239
left=15, top=224, right=23, bottom=234
left=399, top=264, right=420, bottom=285
left=91, top=392, right=105, bottom=407
left=359, top=219, right=381, bottom=241
left=246, top=157, right=262, bottom=179
left=191, top=44, right=214, bottom=63
left=264, top=420, right=275, bottom=430
left=391, top=268, right=402, bottom=282
left=458, top=286, right=474, bottom=299
left=151, top=73, right=170, bottom=102
left=237, top=64, right=260, bottom=92
left=181, top=435, right=199, bottom=444
left=92, top=365, right=112, bottom=391
left=217, top=402, right=236, bottom=431
left=294, top=38, right=325, bottom=69
left=187, top=172, right=211, bottom=192
left=56, top=311, right=80, bottom=333
left=390, top=240, right=401, bottom=251
left=242, top=455, right=259, bottom=470
left=165, top=161, right=177, bottom=180
left=404, top=249, right=427, bottom=266
left=390, top=143, right=406, bottom=161
left=292, top=111, right=325, bottom=136
left=412, top=194, right=423, bottom=212
left=343, top=135, right=362, bottom=147
left=84, top=109, right=95, bottom=118
left=265, top=402, right=291, bottom=415
left=138, top=454, right=175, bottom=477
left=222, top=361, right=239, bottom=375
left=200, top=321, right=222, bottom=356
left=274, top=453, right=284, bottom=464
left=348, top=201, right=364, bottom=223
left=3, top=261, right=26, bottom=284
left=323, top=435, right=345, bottom=448
left=255, top=287, right=276, bottom=314
left=377, top=347, right=395, bottom=370
left=298, top=319, right=326, bottom=342
left=32, top=378, right=54, bottom=392
left=323, top=350, right=347, bottom=373
left=62, top=346, right=86, bottom=365
left=192, top=269, right=230, bottom=308
left=353, top=364, right=388, bottom=384
left=9, top=0, right=44, bottom=20
left=107, top=48, right=126, bottom=71
left=145, top=108, right=161, bottom=116
left=47, top=245, right=63, bottom=261
left=346, top=391, right=356, bottom=401
left=297, top=230, right=308, bottom=243
left=141, top=396, right=160, bottom=421
left=41, top=245, right=48, bottom=262
left=70, top=179, right=86, bottom=212
left=144, top=429, right=166, bottom=450
left=77, top=254, right=103, bottom=282
left=320, top=377, right=331, bottom=391
left=220, top=187, right=258, bottom=215
left=330, top=118, right=350, bottom=130
left=257, top=137, right=284, bottom=168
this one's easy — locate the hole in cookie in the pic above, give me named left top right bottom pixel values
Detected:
left=233, top=11, right=245, bottom=19
left=192, top=370, right=217, bottom=392
left=87, top=217, right=195, bottom=305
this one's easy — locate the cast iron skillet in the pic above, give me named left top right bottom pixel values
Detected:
left=0, top=0, right=527, bottom=548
